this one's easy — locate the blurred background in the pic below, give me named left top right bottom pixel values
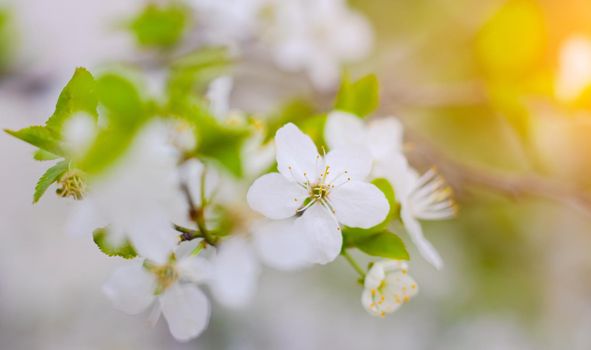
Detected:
left=2, top=0, right=591, bottom=349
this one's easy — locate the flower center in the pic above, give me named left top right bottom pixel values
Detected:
left=148, top=263, right=179, bottom=295
left=56, top=169, right=87, bottom=200
left=310, top=183, right=330, bottom=200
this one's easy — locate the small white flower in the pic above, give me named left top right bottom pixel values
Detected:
left=361, top=260, right=418, bottom=317
left=103, top=247, right=211, bottom=341
left=208, top=236, right=260, bottom=308
left=67, top=122, right=188, bottom=264
left=324, top=112, right=455, bottom=269
left=384, top=155, right=455, bottom=270
left=325, top=111, right=403, bottom=169
left=189, top=0, right=265, bottom=47
left=247, top=123, right=389, bottom=265
left=263, top=0, right=373, bottom=90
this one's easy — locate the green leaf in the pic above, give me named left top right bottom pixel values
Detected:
left=79, top=73, right=149, bottom=174
left=96, top=73, right=144, bottom=125
left=371, top=177, right=399, bottom=222
left=33, top=149, right=60, bottom=161
left=342, top=226, right=380, bottom=247
left=263, top=99, right=316, bottom=142
left=5, top=126, right=65, bottom=156
left=33, top=160, right=69, bottom=203
left=130, top=4, right=188, bottom=48
left=334, top=74, right=380, bottom=118
left=167, top=46, right=232, bottom=101
left=355, top=231, right=409, bottom=260
left=192, top=108, right=250, bottom=177
left=93, top=228, right=138, bottom=259
left=45, top=67, right=98, bottom=131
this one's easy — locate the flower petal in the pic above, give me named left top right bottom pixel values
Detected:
left=401, top=208, right=443, bottom=269
left=206, top=76, right=233, bottom=119
left=275, top=123, right=320, bottom=183
left=253, top=219, right=313, bottom=270
left=160, top=284, right=210, bottom=342
left=247, top=173, right=308, bottom=219
left=295, top=204, right=342, bottom=265
left=325, top=111, right=367, bottom=150
left=367, top=117, right=403, bottom=160
left=102, top=261, right=156, bottom=315
left=330, top=181, right=389, bottom=229
left=210, top=236, right=260, bottom=308
left=324, top=147, right=372, bottom=182
left=176, top=255, right=212, bottom=283
left=179, top=159, right=219, bottom=208
left=128, top=212, right=178, bottom=265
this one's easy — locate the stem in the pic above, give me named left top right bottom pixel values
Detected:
left=173, top=224, right=202, bottom=241
left=341, top=250, right=366, bottom=280
left=177, top=166, right=218, bottom=246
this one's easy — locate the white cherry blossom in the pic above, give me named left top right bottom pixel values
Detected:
left=262, top=0, right=373, bottom=90
left=247, top=123, right=389, bottom=265
left=103, top=246, right=211, bottom=341
left=208, top=236, right=260, bottom=308
left=324, top=112, right=455, bottom=269
left=325, top=111, right=403, bottom=171
left=189, top=0, right=266, bottom=47
left=67, top=122, right=187, bottom=264
left=383, top=155, right=455, bottom=270
left=361, top=260, right=418, bottom=317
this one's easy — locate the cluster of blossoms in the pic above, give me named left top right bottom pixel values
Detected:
left=7, top=71, right=455, bottom=341
left=185, top=0, right=373, bottom=90
left=6, top=1, right=455, bottom=343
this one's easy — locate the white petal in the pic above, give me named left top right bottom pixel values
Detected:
left=128, top=213, right=178, bottom=265
left=324, top=111, right=367, bottom=150
left=367, top=117, right=404, bottom=160
left=62, top=112, right=97, bottom=158
left=102, top=261, right=156, bottom=315
left=253, top=219, right=313, bottom=270
left=247, top=173, right=308, bottom=219
left=401, top=208, right=443, bottom=269
left=275, top=123, right=320, bottom=183
left=295, top=204, right=342, bottom=265
left=177, top=255, right=212, bottom=283
left=210, top=237, right=260, bottom=308
left=324, top=147, right=372, bottom=182
left=65, top=200, right=107, bottom=237
left=330, top=181, right=389, bottom=229
left=160, top=284, right=210, bottom=342
left=179, top=159, right=219, bottom=207
left=207, top=76, right=233, bottom=119
left=373, top=153, right=413, bottom=199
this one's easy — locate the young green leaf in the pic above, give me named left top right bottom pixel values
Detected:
left=334, top=74, right=380, bottom=118
left=192, top=110, right=250, bottom=177
left=93, top=228, right=138, bottom=259
left=79, top=73, right=150, bottom=174
left=372, top=177, right=399, bottom=222
left=45, top=67, right=98, bottom=131
left=5, top=126, right=65, bottom=156
left=130, top=4, right=188, bottom=48
left=355, top=231, right=409, bottom=260
left=33, top=149, right=60, bottom=161
left=167, top=46, right=232, bottom=102
left=33, top=160, right=69, bottom=203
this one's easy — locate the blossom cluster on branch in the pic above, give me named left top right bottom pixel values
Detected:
left=5, top=0, right=455, bottom=342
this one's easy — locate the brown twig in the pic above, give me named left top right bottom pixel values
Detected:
left=406, top=134, right=591, bottom=217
